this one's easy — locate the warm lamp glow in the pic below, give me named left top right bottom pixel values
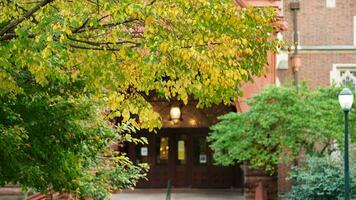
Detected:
left=170, top=106, right=181, bottom=121
left=189, top=119, right=197, bottom=126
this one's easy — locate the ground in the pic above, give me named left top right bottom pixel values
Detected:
left=111, top=189, right=243, bottom=200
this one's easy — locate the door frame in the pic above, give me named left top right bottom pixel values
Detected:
left=128, top=128, right=243, bottom=188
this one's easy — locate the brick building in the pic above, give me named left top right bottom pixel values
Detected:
left=276, top=0, right=356, bottom=195
left=277, top=0, right=356, bottom=88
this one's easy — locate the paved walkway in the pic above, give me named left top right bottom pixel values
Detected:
left=111, top=189, right=244, bottom=200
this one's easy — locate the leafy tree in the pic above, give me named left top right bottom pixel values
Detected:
left=208, top=85, right=356, bottom=174
left=0, top=0, right=280, bottom=199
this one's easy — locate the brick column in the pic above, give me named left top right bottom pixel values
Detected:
left=277, top=164, right=293, bottom=196
left=0, top=185, right=25, bottom=200
left=243, top=164, right=278, bottom=200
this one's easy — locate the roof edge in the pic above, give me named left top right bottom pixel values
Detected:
left=234, top=0, right=248, bottom=7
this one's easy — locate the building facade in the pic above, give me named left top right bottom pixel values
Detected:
left=278, top=0, right=356, bottom=89
left=277, top=0, right=356, bottom=194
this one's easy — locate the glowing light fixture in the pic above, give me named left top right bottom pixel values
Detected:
left=170, top=106, right=181, bottom=122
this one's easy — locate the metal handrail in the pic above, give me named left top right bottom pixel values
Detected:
left=165, top=179, right=172, bottom=200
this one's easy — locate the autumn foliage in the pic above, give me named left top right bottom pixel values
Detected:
left=0, top=0, right=280, bottom=199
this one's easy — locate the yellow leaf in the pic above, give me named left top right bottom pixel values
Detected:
left=122, top=109, right=130, bottom=122
left=159, top=42, right=168, bottom=53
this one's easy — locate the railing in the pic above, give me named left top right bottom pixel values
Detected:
left=165, top=179, right=172, bottom=200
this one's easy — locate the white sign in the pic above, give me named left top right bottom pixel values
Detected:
left=178, top=140, right=185, bottom=160
left=141, top=147, right=148, bottom=156
left=199, top=154, right=207, bottom=164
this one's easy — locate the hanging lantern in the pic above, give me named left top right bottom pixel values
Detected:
left=170, top=106, right=181, bottom=122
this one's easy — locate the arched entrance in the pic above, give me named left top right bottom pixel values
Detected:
left=126, top=102, right=244, bottom=188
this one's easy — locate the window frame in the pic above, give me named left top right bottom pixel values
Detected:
left=330, top=64, right=356, bottom=89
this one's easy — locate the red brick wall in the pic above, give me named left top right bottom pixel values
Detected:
left=279, top=0, right=356, bottom=88
left=234, top=0, right=282, bottom=112
left=237, top=53, right=276, bottom=112
left=277, top=164, right=293, bottom=195
left=278, top=52, right=356, bottom=88
left=283, top=0, right=356, bottom=46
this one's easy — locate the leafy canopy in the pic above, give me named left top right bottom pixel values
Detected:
left=208, top=85, right=356, bottom=174
left=0, top=0, right=280, bottom=199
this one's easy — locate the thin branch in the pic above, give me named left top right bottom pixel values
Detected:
left=0, top=33, right=36, bottom=41
left=15, top=4, right=28, bottom=13
left=72, top=15, right=109, bottom=34
left=0, top=0, right=55, bottom=37
left=67, top=36, right=140, bottom=46
left=74, top=18, right=140, bottom=33
left=23, top=1, right=43, bottom=4
left=96, top=0, right=100, bottom=14
left=15, top=4, right=40, bottom=24
left=181, top=42, right=222, bottom=49
left=320, top=143, right=331, bottom=154
left=147, top=0, right=156, bottom=6
left=98, top=15, right=110, bottom=22
left=72, top=18, right=90, bottom=33
left=69, top=44, right=123, bottom=51
left=49, top=4, right=60, bottom=12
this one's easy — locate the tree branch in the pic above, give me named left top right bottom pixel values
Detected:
left=181, top=42, right=222, bottom=49
left=72, top=19, right=90, bottom=33
left=0, top=33, right=36, bottom=41
left=147, top=0, right=156, bottom=6
left=69, top=44, right=124, bottom=51
left=0, top=0, right=55, bottom=37
left=72, top=15, right=109, bottom=34
left=320, top=142, right=331, bottom=154
left=73, top=18, right=140, bottom=33
left=15, top=4, right=40, bottom=24
left=67, top=36, right=140, bottom=46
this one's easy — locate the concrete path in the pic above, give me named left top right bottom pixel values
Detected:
left=111, top=189, right=244, bottom=200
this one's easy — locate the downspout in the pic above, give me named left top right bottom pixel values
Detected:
left=290, top=1, right=301, bottom=87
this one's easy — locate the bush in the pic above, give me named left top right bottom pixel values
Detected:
left=286, top=152, right=356, bottom=200
left=208, top=85, right=356, bottom=174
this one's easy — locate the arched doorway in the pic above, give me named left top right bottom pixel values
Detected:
left=126, top=101, right=244, bottom=188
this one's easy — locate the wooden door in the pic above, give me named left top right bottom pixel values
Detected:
left=190, top=134, right=210, bottom=187
left=149, top=133, right=174, bottom=187
left=131, top=128, right=244, bottom=188
left=173, top=133, right=190, bottom=187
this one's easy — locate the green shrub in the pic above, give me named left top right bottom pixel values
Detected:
left=208, top=85, right=356, bottom=174
left=286, top=153, right=356, bottom=200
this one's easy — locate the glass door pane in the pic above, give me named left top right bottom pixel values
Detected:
left=156, top=137, right=169, bottom=164
left=193, top=136, right=208, bottom=165
left=176, top=135, right=186, bottom=165
left=135, top=144, right=148, bottom=164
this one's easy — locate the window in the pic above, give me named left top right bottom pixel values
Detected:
left=326, top=0, right=336, bottom=8
left=330, top=64, right=356, bottom=91
left=135, top=145, right=148, bottom=164
left=193, top=136, right=208, bottom=165
left=176, top=138, right=186, bottom=165
left=156, top=137, right=169, bottom=164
